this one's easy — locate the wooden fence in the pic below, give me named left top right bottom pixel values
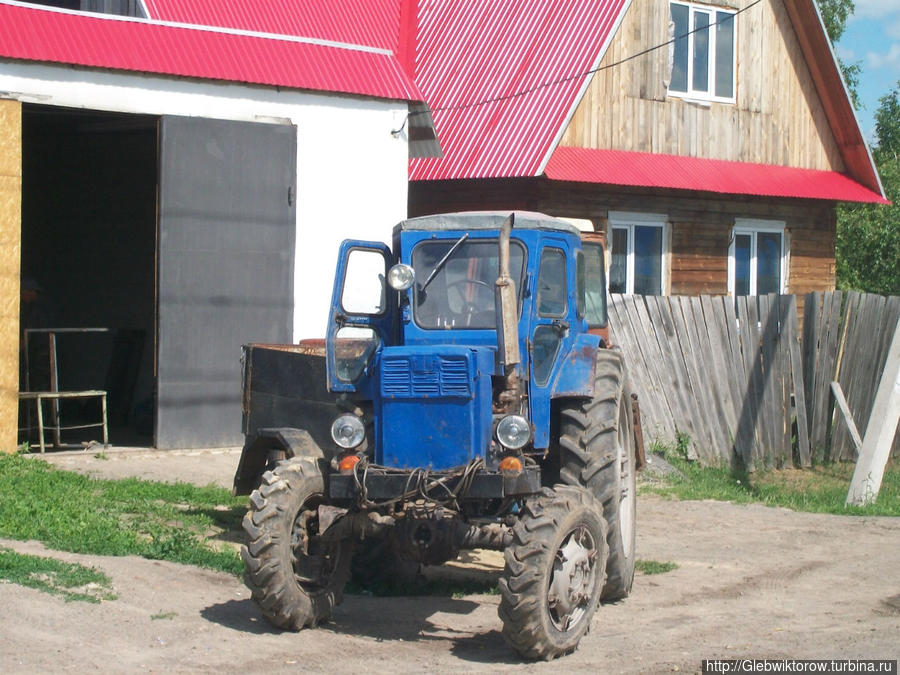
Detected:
left=609, top=292, right=900, bottom=469
left=803, top=291, right=900, bottom=461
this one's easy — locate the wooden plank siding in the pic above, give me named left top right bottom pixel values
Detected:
left=558, top=0, right=845, bottom=173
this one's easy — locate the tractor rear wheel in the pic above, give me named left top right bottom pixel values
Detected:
left=559, top=348, right=636, bottom=601
left=498, top=486, right=608, bottom=660
left=242, top=458, right=352, bottom=630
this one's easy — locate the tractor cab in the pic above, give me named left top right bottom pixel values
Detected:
left=325, top=212, right=608, bottom=471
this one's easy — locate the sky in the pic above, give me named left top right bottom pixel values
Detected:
left=834, top=0, right=900, bottom=146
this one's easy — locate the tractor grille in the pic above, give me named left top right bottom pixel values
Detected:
left=381, top=354, right=471, bottom=398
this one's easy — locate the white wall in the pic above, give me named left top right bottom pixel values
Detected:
left=0, top=60, right=410, bottom=340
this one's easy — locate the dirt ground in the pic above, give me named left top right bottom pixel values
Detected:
left=2, top=447, right=899, bottom=673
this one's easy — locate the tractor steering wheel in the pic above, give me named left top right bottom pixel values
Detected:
left=446, top=279, right=493, bottom=325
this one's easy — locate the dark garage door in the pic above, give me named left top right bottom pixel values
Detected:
left=157, top=116, right=296, bottom=448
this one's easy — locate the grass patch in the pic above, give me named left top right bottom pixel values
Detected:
left=150, top=611, right=178, bottom=620
left=644, top=442, right=900, bottom=516
left=0, top=547, right=116, bottom=603
left=0, top=454, right=246, bottom=575
left=635, top=559, right=678, bottom=575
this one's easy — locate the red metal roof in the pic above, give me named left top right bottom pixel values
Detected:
left=0, top=2, right=422, bottom=101
left=409, top=0, right=628, bottom=181
left=545, top=147, right=890, bottom=205
left=143, top=0, right=401, bottom=52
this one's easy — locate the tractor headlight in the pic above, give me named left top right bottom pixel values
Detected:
left=387, top=264, right=415, bottom=291
left=331, top=414, right=365, bottom=449
left=496, top=415, right=531, bottom=450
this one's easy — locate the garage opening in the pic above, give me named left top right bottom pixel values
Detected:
left=20, top=104, right=158, bottom=448
left=19, top=105, right=297, bottom=451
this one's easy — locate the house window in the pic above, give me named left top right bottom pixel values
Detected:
left=670, top=2, right=736, bottom=102
left=608, top=212, right=668, bottom=295
left=23, top=0, right=146, bottom=18
left=728, top=220, right=787, bottom=296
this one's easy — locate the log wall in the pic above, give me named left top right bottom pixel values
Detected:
left=409, top=177, right=837, bottom=313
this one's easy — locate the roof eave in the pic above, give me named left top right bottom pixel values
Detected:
left=783, top=0, right=886, bottom=199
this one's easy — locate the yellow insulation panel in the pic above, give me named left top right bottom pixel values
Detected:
left=0, top=100, right=21, bottom=454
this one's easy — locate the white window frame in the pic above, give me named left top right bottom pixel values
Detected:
left=668, top=1, right=737, bottom=104
left=607, top=212, right=669, bottom=295
left=727, top=219, right=788, bottom=296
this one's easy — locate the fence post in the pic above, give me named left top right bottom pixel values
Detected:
left=846, top=316, right=900, bottom=506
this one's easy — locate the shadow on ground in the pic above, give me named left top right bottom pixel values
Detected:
left=202, top=592, right=521, bottom=665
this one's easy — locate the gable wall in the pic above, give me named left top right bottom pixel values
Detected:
left=559, top=0, right=845, bottom=172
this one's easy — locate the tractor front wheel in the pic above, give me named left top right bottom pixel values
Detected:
left=242, top=458, right=352, bottom=630
left=498, top=486, right=608, bottom=660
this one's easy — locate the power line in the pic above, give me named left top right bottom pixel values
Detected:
left=407, top=0, right=763, bottom=122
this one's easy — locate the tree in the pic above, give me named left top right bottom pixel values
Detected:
left=836, top=82, right=900, bottom=296
left=874, top=85, right=900, bottom=161
left=816, top=0, right=854, bottom=42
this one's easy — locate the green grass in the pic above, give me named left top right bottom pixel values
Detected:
left=644, top=442, right=900, bottom=516
left=0, top=547, right=116, bottom=603
left=635, top=559, right=678, bottom=575
left=150, top=611, right=178, bottom=620
left=0, top=454, right=246, bottom=575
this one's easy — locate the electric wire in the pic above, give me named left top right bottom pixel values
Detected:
left=395, top=0, right=763, bottom=131
left=352, top=456, right=487, bottom=510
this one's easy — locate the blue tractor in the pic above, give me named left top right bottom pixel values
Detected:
left=233, top=211, right=643, bottom=659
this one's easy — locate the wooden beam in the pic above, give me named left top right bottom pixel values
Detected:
left=830, top=381, right=862, bottom=453
left=846, top=317, right=900, bottom=506
left=0, top=99, right=22, bottom=454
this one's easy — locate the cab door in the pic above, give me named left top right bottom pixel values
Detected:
left=580, top=233, right=610, bottom=344
left=528, top=242, right=574, bottom=448
left=326, top=241, right=394, bottom=393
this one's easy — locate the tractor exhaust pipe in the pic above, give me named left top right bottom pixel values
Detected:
left=496, top=213, right=522, bottom=413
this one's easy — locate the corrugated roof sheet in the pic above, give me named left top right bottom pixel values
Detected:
left=409, top=0, right=628, bottom=181
left=545, top=147, right=890, bottom=205
left=0, top=1, right=422, bottom=101
left=143, top=0, right=401, bottom=52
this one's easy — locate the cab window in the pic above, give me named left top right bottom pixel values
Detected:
left=537, top=248, right=567, bottom=317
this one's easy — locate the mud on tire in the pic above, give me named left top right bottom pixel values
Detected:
left=241, top=457, right=352, bottom=630
left=498, top=486, right=608, bottom=660
left=559, top=348, right=637, bottom=601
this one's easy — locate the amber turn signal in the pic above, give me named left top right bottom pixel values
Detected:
left=338, top=454, right=361, bottom=474
left=498, top=456, right=523, bottom=473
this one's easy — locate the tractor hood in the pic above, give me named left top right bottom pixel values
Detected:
left=375, top=345, right=496, bottom=470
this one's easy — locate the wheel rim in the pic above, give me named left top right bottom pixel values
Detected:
left=617, top=400, right=636, bottom=560
left=547, top=524, right=599, bottom=632
left=290, top=500, right=342, bottom=590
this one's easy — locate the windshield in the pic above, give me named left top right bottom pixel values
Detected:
left=411, top=239, right=526, bottom=329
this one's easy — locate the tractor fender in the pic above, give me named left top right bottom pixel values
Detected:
left=232, top=427, right=325, bottom=495
left=550, top=334, right=602, bottom=399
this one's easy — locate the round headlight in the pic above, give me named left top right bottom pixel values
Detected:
left=496, top=415, right=531, bottom=450
left=331, top=414, right=365, bottom=449
left=387, top=264, right=416, bottom=291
